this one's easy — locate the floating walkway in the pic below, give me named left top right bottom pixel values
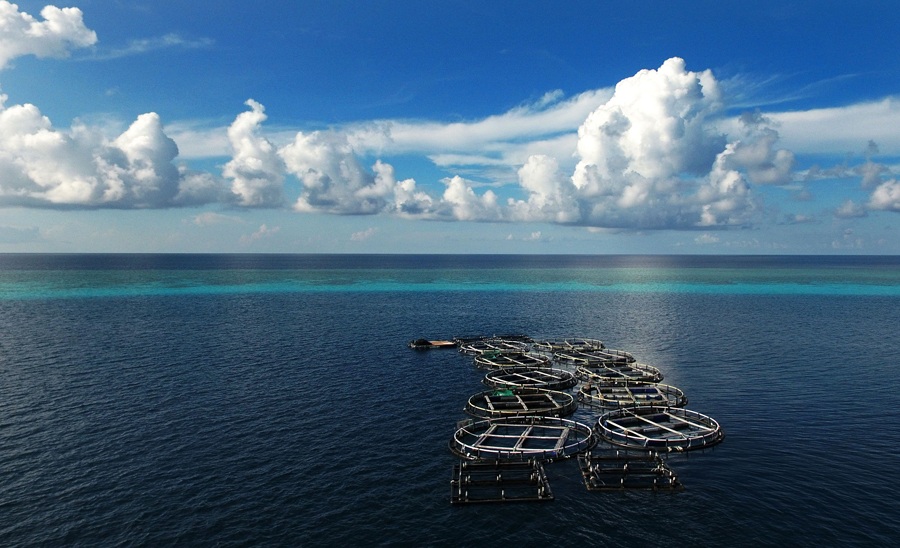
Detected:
left=482, top=367, right=578, bottom=391
left=465, top=388, right=577, bottom=418
left=450, top=459, right=553, bottom=504
left=451, top=416, right=596, bottom=461
left=596, top=406, right=724, bottom=451
left=578, top=449, right=683, bottom=491
left=578, top=381, right=687, bottom=409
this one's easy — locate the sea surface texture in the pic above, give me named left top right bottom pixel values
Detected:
left=1, top=254, right=898, bottom=546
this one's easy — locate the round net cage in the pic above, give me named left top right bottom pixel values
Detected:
left=596, top=406, right=724, bottom=452
left=465, top=387, right=577, bottom=418
left=575, top=363, right=663, bottom=383
left=451, top=416, right=596, bottom=461
left=577, top=381, right=687, bottom=409
left=474, top=351, right=551, bottom=369
left=482, top=367, right=578, bottom=390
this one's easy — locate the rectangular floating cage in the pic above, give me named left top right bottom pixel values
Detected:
left=450, top=460, right=553, bottom=504
left=578, top=449, right=684, bottom=491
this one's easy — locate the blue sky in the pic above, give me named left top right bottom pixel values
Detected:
left=1, top=0, right=899, bottom=254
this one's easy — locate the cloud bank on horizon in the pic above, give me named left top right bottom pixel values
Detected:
left=1, top=1, right=899, bottom=234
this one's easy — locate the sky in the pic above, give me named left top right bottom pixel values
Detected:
left=1, top=0, right=899, bottom=254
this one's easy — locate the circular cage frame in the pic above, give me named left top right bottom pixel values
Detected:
left=451, top=416, right=597, bottom=461
left=575, top=363, right=663, bottom=384
left=465, top=387, right=577, bottom=418
left=596, top=406, right=724, bottom=452
left=458, top=339, right=531, bottom=356
left=532, top=337, right=605, bottom=353
left=554, top=348, right=636, bottom=366
left=577, top=382, right=688, bottom=409
left=482, top=367, right=578, bottom=390
left=474, top=352, right=551, bottom=369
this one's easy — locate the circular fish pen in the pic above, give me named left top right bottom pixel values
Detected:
left=578, top=382, right=687, bottom=409
left=459, top=339, right=530, bottom=355
left=575, top=363, right=663, bottom=383
left=451, top=416, right=596, bottom=461
left=554, top=348, right=636, bottom=365
left=465, top=388, right=577, bottom=418
left=482, top=367, right=578, bottom=390
left=474, top=351, right=551, bottom=369
left=596, top=406, right=724, bottom=452
left=532, top=337, right=604, bottom=353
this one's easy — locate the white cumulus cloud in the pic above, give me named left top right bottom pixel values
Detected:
left=573, top=57, right=723, bottom=189
left=0, top=94, right=226, bottom=208
left=721, top=112, right=794, bottom=185
left=282, top=129, right=385, bottom=214
left=0, top=1, right=96, bottom=69
left=508, top=155, right=580, bottom=223
left=212, top=59, right=787, bottom=229
left=565, top=57, right=759, bottom=229
left=868, top=179, right=900, bottom=212
left=439, top=175, right=501, bottom=221
left=223, top=99, right=284, bottom=207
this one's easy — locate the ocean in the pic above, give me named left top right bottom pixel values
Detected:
left=1, top=254, right=898, bottom=546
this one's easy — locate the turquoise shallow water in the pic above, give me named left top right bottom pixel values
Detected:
left=1, top=254, right=899, bottom=299
left=1, top=254, right=899, bottom=546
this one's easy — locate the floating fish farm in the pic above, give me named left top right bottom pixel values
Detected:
left=407, top=333, right=724, bottom=504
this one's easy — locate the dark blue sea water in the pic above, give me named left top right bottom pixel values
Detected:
left=1, top=254, right=898, bottom=546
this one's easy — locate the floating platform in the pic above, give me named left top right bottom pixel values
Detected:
left=459, top=338, right=531, bottom=355
left=596, top=406, right=724, bottom=452
left=450, top=459, right=553, bottom=504
left=578, top=382, right=687, bottom=409
left=575, top=363, right=663, bottom=383
left=578, top=449, right=683, bottom=491
left=451, top=416, right=596, bottom=461
left=408, top=338, right=458, bottom=349
left=482, top=367, right=578, bottom=391
left=474, top=351, right=551, bottom=369
left=532, top=337, right=605, bottom=353
left=465, top=388, right=577, bottom=418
